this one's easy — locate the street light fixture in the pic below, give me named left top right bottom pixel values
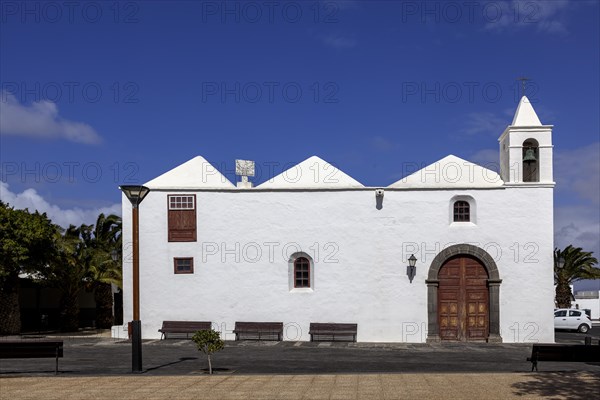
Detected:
left=119, top=185, right=150, bottom=373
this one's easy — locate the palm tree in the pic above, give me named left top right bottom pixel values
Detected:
left=86, top=214, right=122, bottom=329
left=554, top=245, right=600, bottom=308
left=38, top=225, right=93, bottom=332
left=35, top=215, right=122, bottom=331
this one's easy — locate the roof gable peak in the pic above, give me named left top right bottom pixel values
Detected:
left=388, top=154, right=503, bottom=188
left=512, top=96, right=542, bottom=126
left=144, top=155, right=235, bottom=189
left=257, top=155, right=364, bottom=189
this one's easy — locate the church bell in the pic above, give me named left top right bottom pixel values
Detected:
left=523, top=147, right=537, bottom=164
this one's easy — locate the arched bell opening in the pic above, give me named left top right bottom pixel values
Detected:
left=522, top=138, right=539, bottom=182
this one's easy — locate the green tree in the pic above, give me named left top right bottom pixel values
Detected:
left=0, top=202, right=57, bottom=335
left=86, top=214, right=122, bottom=328
left=554, top=245, right=600, bottom=308
left=38, top=224, right=93, bottom=332
left=192, top=329, right=225, bottom=374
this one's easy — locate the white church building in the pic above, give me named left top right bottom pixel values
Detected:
left=120, top=96, right=556, bottom=343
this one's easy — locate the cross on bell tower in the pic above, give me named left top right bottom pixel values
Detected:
left=516, top=77, right=530, bottom=99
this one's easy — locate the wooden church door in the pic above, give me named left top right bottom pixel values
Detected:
left=438, top=255, right=489, bottom=341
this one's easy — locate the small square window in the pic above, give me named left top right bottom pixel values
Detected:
left=174, top=257, right=194, bottom=274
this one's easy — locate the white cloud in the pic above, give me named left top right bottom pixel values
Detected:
left=461, top=112, right=507, bottom=135
left=484, top=0, right=570, bottom=35
left=469, top=148, right=500, bottom=171
left=0, top=182, right=120, bottom=228
left=462, top=103, right=556, bottom=137
left=322, top=33, right=357, bottom=49
left=550, top=142, right=600, bottom=274
left=555, top=142, right=600, bottom=205
left=555, top=203, right=600, bottom=291
left=0, top=91, right=101, bottom=144
left=371, top=136, right=398, bottom=152
left=555, top=205, right=600, bottom=256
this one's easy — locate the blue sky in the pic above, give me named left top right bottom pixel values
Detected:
left=1, top=1, right=599, bottom=289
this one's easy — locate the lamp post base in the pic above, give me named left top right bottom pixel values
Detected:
left=131, top=320, right=143, bottom=373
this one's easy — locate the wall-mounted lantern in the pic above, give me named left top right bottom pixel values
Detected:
left=407, top=254, right=417, bottom=283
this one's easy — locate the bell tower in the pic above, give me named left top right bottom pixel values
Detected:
left=498, top=96, right=554, bottom=184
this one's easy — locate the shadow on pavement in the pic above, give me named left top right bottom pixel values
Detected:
left=511, top=371, right=600, bottom=399
left=144, top=357, right=198, bottom=373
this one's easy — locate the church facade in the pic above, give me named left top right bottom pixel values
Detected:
left=120, top=96, right=555, bottom=343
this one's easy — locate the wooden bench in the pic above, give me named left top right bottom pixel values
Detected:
left=309, top=323, right=358, bottom=342
left=158, top=321, right=212, bottom=339
left=233, top=322, right=283, bottom=341
left=0, top=340, right=64, bottom=374
left=527, top=343, right=600, bottom=371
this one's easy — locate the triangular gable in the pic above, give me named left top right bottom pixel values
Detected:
left=512, top=96, right=542, bottom=126
left=144, top=156, right=235, bottom=189
left=257, top=156, right=364, bottom=189
left=388, top=155, right=503, bottom=188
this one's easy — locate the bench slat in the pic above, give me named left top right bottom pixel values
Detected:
left=309, top=323, right=357, bottom=331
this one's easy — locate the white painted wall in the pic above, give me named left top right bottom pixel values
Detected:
left=120, top=186, right=555, bottom=343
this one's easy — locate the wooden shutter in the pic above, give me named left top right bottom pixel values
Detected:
left=167, top=195, right=197, bottom=242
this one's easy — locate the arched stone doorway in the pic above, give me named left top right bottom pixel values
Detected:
left=426, top=244, right=502, bottom=343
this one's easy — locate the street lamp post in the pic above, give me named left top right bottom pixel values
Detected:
left=119, top=185, right=150, bottom=373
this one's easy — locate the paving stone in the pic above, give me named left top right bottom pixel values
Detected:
left=1, top=336, right=600, bottom=399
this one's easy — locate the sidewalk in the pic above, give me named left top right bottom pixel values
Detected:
left=2, top=372, right=599, bottom=399
left=1, top=336, right=599, bottom=399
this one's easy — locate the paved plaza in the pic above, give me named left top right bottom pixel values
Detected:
left=1, top=332, right=599, bottom=399
left=2, top=372, right=599, bottom=400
